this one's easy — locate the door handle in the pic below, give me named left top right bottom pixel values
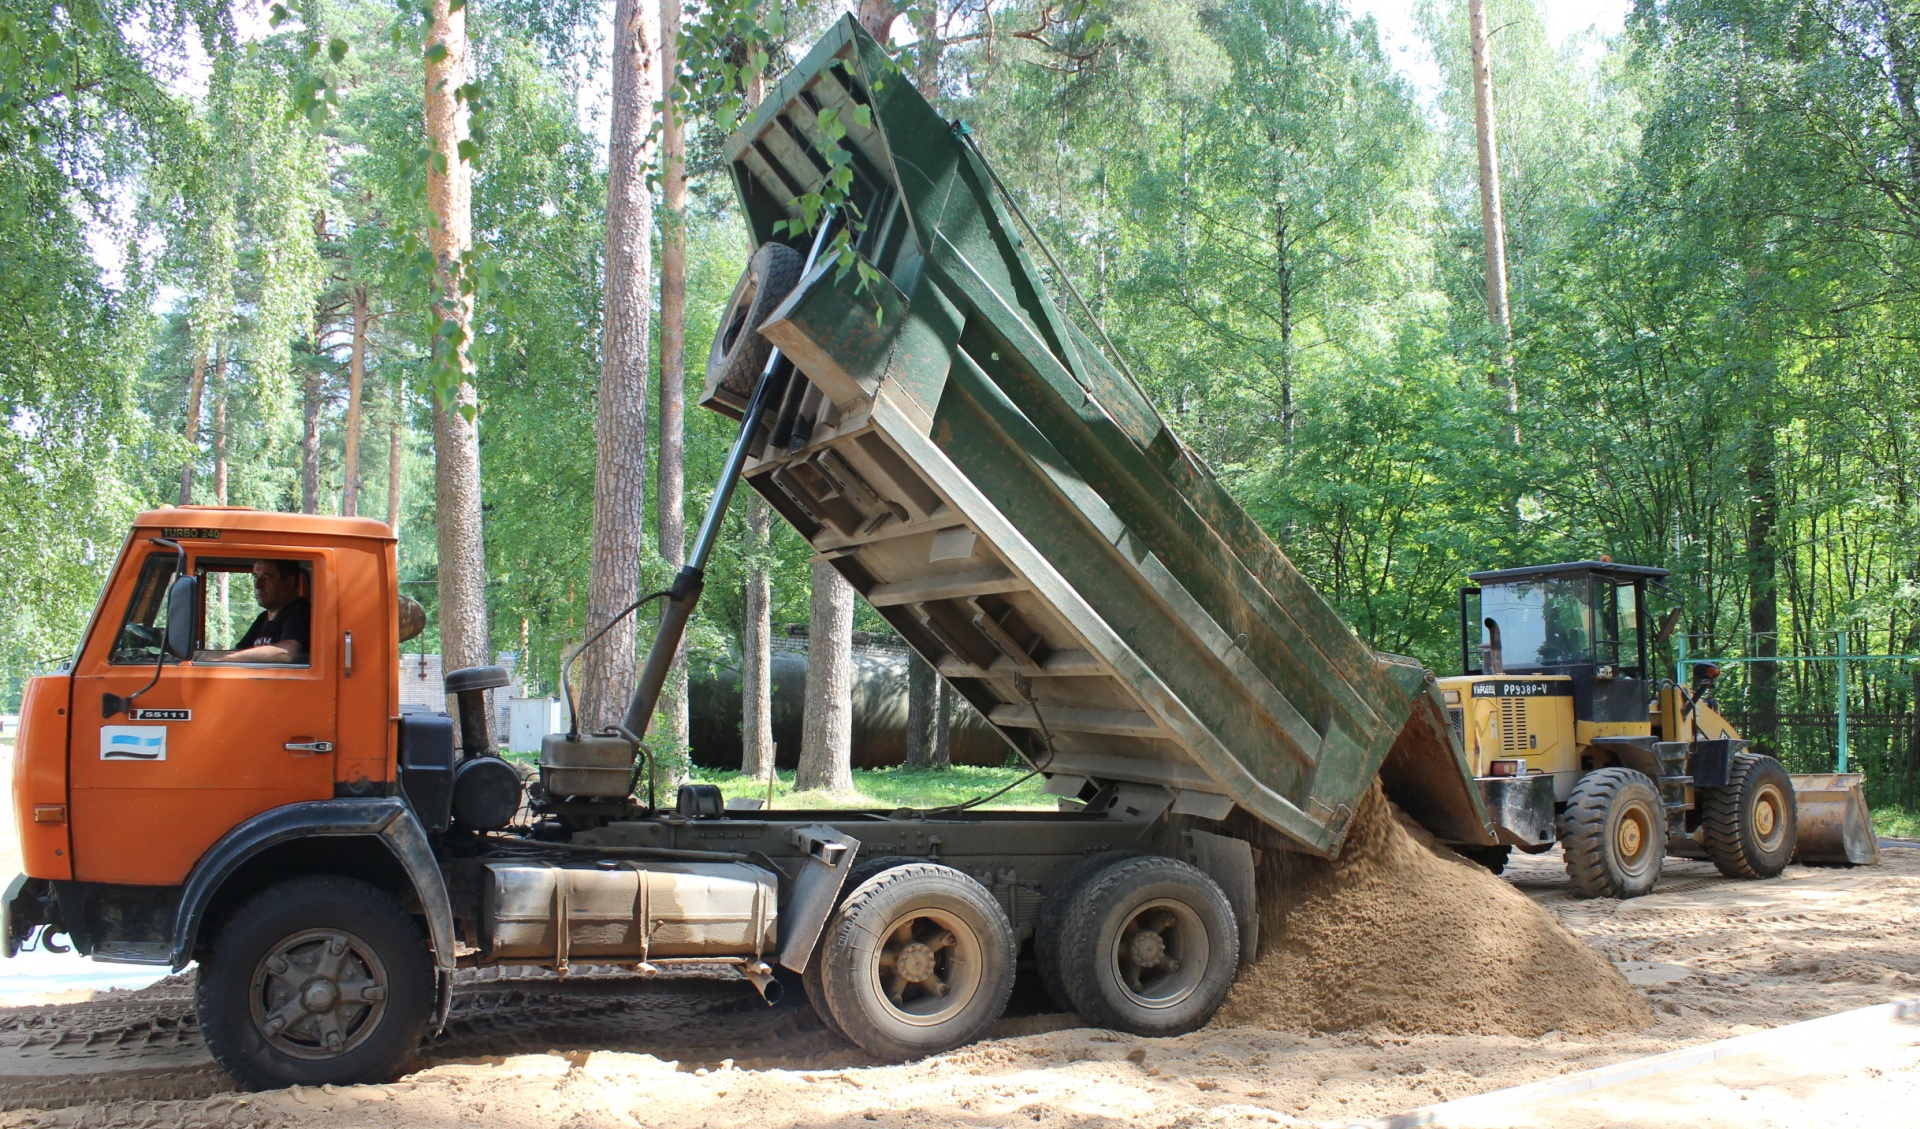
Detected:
left=285, top=740, right=334, bottom=754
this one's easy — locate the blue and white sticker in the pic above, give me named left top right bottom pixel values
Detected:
left=101, top=726, right=167, bottom=761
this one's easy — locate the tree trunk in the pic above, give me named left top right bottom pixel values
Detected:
left=582, top=0, right=658, bottom=734
left=1746, top=379, right=1780, bottom=760
left=905, top=650, right=936, bottom=768
left=796, top=561, right=855, bottom=792
left=932, top=681, right=951, bottom=769
left=1467, top=0, right=1519, bottom=428
left=741, top=493, right=775, bottom=780
left=1275, top=202, right=1294, bottom=445
left=910, top=2, right=939, bottom=97
left=301, top=362, right=323, bottom=514
left=426, top=0, right=491, bottom=683
left=388, top=375, right=403, bottom=532
left=178, top=343, right=207, bottom=506
left=856, top=0, right=902, bottom=40
left=342, top=284, right=370, bottom=516
left=212, top=345, right=231, bottom=641
left=656, top=0, right=690, bottom=758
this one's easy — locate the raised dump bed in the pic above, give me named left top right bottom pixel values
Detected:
left=702, top=16, right=1494, bottom=857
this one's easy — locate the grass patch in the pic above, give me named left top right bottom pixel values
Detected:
left=689, top=764, right=1052, bottom=812
left=1874, top=807, right=1920, bottom=840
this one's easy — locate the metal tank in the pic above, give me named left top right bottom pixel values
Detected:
left=700, top=16, right=1494, bottom=856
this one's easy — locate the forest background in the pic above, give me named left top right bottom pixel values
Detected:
left=3, top=0, right=1917, bottom=805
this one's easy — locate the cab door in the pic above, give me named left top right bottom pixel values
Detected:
left=69, top=544, right=340, bottom=887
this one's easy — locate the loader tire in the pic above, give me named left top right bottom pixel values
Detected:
left=1056, top=856, right=1239, bottom=1037
left=802, top=855, right=915, bottom=1041
left=1034, top=850, right=1145, bottom=1013
left=1559, top=768, right=1665, bottom=899
left=815, top=863, right=1016, bottom=1061
left=197, top=876, right=432, bottom=1091
left=706, top=242, right=805, bottom=408
left=1701, top=752, right=1796, bottom=879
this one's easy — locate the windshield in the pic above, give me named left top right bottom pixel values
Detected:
left=1482, top=577, right=1592, bottom=669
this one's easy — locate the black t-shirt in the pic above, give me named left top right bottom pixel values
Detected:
left=240, top=598, right=311, bottom=652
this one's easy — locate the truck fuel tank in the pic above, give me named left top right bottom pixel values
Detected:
left=481, top=860, right=778, bottom=963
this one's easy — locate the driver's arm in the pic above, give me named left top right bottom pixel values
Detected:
left=221, top=640, right=305, bottom=663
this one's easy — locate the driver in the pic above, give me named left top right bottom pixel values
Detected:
left=225, top=559, right=310, bottom=663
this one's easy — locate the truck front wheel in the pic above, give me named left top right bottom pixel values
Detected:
left=1056, top=856, right=1239, bottom=1036
left=815, top=863, right=1016, bottom=1061
left=197, top=876, right=432, bottom=1090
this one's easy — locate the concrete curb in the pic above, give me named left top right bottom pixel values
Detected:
left=1345, top=996, right=1920, bottom=1129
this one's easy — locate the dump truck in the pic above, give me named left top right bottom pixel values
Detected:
left=0, top=15, right=1831, bottom=1093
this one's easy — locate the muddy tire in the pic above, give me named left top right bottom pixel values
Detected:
left=704, top=242, right=805, bottom=412
left=815, top=862, right=1016, bottom=1061
left=1034, top=850, right=1145, bottom=1013
left=1056, top=856, right=1239, bottom=1037
left=803, top=855, right=916, bottom=1041
left=1456, top=844, right=1512, bottom=875
left=1559, top=768, right=1665, bottom=899
left=1701, top=752, right=1796, bottom=879
left=197, top=876, right=432, bottom=1091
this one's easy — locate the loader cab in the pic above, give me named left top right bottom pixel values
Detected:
left=1461, top=561, right=1669, bottom=726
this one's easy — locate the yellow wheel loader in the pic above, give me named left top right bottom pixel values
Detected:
left=1438, top=562, right=1876, bottom=898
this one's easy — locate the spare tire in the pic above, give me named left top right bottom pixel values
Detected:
left=701, top=241, right=805, bottom=417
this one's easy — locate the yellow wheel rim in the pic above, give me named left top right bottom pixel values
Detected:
left=1753, top=783, right=1786, bottom=850
left=1617, top=810, right=1645, bottom=860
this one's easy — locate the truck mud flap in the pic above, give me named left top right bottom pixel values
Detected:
left=775, top=824, right=861, bottom=974
left=1187, top=829, right=1258, bottom=961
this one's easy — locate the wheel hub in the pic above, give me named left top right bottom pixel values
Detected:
left=301, top=978, right=340, bottom=1013
left=249, top=928, right=389, bottom=1060
left=1617, top=810, right=1645, bottom=859
left=1126, top=928, right=1169, bottom=969
left=872, top=910, right=979, bottom=1026
left=1110, top=900, right=1207, bottom=1010
left=896, top=941, right=937, bottom=983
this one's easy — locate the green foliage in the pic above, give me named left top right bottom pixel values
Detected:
left=5, top=0, right=1918, bottom=814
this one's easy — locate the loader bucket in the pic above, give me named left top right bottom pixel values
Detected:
left=1790, top=773, right=1880, bottom=867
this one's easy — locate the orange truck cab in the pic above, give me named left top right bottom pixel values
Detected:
left=5, top=508, right=459, bottom=1003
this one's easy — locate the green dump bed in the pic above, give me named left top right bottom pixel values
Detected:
left=705, top=17, right=1493, bottom=857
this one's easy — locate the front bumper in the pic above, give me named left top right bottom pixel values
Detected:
left=2, top=874, right=52, bottom=957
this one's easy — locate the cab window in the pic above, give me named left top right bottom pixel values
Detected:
left=109, top=554, right=181, bottom=665
left=192, top=557, right=314, bottom=667
left=1481, top=578, right=1593, bottom=669
left=1595, top=581, right=1644, bottom=676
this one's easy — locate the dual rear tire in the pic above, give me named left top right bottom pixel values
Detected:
left=809, top=854, right=1240, bottom=1060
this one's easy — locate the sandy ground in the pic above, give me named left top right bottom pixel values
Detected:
left=0, top=835, right=1914, bottom=1128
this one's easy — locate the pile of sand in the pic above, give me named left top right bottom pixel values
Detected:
left=1217, top=783, right=1650, bottom=1037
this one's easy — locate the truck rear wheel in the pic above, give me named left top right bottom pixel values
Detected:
left=1559, top=768, right=1665, bottom=899
left=1034, top=850, right=1144, bottom=1013
left=803, top=855, right=915, bottom=1041
left=1701, top=752, right=1796, bottom=879
left=1056, top=856, right=1239, bottom=1037
left=815, top=862, right=1016, bottom=1061
left=197, top=876, right=432, bottom=1091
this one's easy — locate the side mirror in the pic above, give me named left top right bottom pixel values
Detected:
left=164, top=574, right=198, bottom=661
